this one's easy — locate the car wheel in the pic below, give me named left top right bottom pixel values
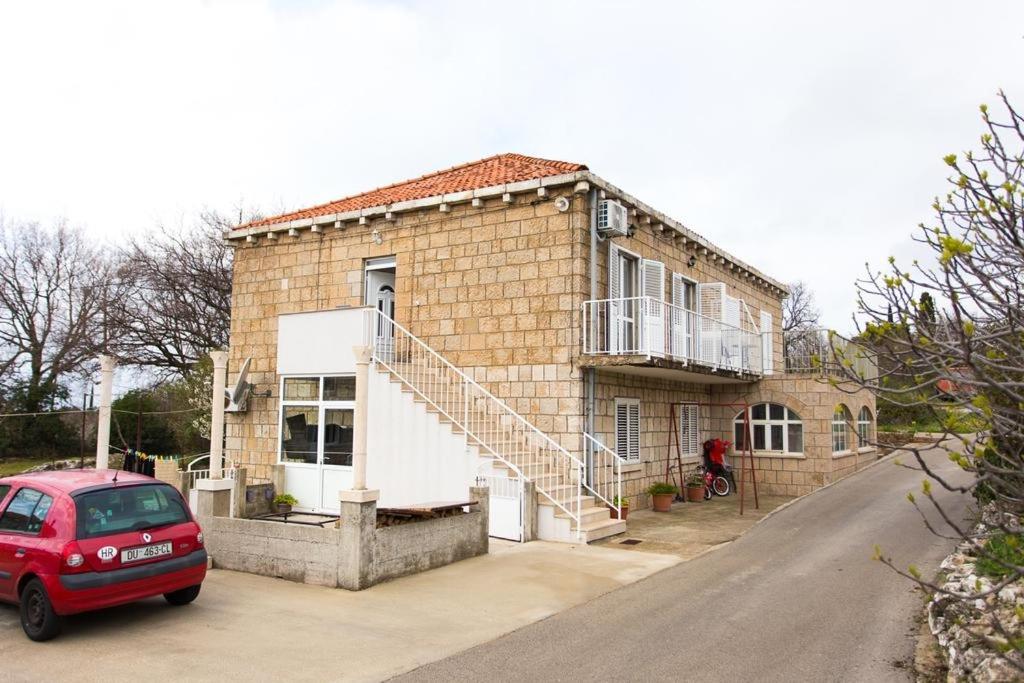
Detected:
left=20, top=579, right=62, bottom=642
left=164, top=584, right=202, bottom=606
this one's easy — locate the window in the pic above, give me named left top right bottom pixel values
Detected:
left=857, top=407, right=873, bottom=448
left=833, top=404, right=852, bottom=453
left=280, top=376, right=356, bottom=467
left=0, top=488, right=54, bottom=535
left=74, top=484, right=189, bottom=540
left=678, top=403, right=700, bottom=458
left=0, top=485, right=10, bottom=504
left=734, top=403, right=803, bottom=454
left=615, top=398, right=641, bottom=462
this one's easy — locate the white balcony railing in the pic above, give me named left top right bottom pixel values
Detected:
left=784, top=328, right=879, bottom=383
left=582, top=297, right=764, bottom=375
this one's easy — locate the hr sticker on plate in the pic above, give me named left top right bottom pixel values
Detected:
left=98, top=546, right=117, bottom=562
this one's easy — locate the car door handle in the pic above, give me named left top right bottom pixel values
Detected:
left=14, top=548, right=26, bottom=558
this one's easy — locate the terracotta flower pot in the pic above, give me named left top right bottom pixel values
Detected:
left=685, top=485, right=705, bottom=502
left=608, top=504, right=629, bottom=521
left=651, top=493, right=674, bottom=512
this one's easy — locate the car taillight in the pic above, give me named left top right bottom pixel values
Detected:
left=60, top=542, right=88, bottom=574
left=196, top=531, right=204, bottom=546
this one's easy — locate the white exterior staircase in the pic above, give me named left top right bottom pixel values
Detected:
left=368, top=309, right=626, bottom=543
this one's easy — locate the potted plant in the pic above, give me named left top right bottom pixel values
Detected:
left=646, top=482, right=679, bottom=512
left=273, top=493, right=298, bottom=514
left=608, top=495, right=629, bottom=520
left=684, top=471, right=705, bottom=502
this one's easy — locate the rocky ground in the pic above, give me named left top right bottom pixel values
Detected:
left=927, top=505, right=1024, bottom=681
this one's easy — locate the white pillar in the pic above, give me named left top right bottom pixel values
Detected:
left=94, top=355, right=115, bottom=469
left=351, top=346, right=371, bottom=490
left=209, top=350, right=229, bottom=480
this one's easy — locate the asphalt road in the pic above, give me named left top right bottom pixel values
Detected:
left=398, top=444, right=971, bottom=682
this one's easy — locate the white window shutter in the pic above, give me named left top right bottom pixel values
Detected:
left=628, top=402, right=640, bottom=461
left=640, top=259, right=665, bottom=300
left=616, top=401, right=628, bottom=458
left=671, top=273, right=685, bottom=308
left=679, top=403, right=699, bottom=457
left=608, top=242, right=621, bottom=299
left=641, top=259, right=666, bottom=357
left=760, top=311, right=774, bottom=374
left=615, top=398, right=641, bottom=462
left=698, top=282, right=725, bottom=321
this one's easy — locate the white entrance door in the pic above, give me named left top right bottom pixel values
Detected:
left=281, top=397, right=354, bottom=513
left=365, top=261, right=396, bottom=359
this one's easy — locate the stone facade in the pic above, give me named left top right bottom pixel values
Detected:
left=224, top=175, right=875, bottom=509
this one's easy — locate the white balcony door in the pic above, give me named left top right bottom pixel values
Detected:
left=641, top=259, right=665, bottom=357
left=671, top=273, right=696, bottom=361
left=608, top=242, right=639, bottom=354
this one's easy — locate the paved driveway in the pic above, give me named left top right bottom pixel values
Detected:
left=0, top=539, right=676, bottom=682
left=398, top=444, right=971, bottom=682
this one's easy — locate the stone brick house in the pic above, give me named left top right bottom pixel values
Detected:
left=222, top=153, right=876, bottom=543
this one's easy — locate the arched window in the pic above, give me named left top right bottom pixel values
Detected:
left=832, top=404, right=852, bottom=453
left=734, top=403, right=803, bottom=454
left=857, top=406, right=873, bottom=448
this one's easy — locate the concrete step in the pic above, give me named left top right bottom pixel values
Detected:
left=554, top=503, right=612, bottom=526
left=575, top=517, right=627, bottom=543
left=538, top=492, right=596, bottom=513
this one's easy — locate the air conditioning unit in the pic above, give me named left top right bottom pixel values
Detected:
left=597, top=200, right=629, bottom=237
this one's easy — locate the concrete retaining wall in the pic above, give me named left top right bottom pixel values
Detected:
left=198, top=486, right=488, bottom=590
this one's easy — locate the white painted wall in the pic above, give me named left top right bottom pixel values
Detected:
left=366, top=369, right=489, bottom=508
left=277, top=307, right=370, bottom=375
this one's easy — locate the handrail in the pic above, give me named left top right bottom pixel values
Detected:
left=582, top=432, right=625, bottom=516
left=368, top=308, right=585, bottom=536
left=582, top=296, right=764, bottom=375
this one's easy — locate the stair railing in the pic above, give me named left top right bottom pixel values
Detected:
left=368, top=309, right=584, bottom=535
left=582, top=433, right=625, bottom=517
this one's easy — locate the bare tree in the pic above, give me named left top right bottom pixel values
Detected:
left=840, top=92, right=1024, bottom=671
left=109, top=211, right=236, bottom=378
left=782, top=280, right=821, bottom=335
left=782, top=281, right=822, bottom=367
left=0, top=220, right=117, bottom=410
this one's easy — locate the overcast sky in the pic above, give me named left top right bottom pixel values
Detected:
left=1, top=0, right=1022, bottom=333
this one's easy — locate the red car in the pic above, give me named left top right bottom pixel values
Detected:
left=0, top=469, right=207, bottom=641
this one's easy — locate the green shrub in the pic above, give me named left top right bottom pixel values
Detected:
left=273, top=493, right=298, bottom=506
left=646, top=482, right=679, bottom=496
left=975, top=532, right=1024, bottom=579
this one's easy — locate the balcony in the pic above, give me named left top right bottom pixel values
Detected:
left=783, top=329, right=878, bottom=384
left=581, top=297, right=764, bottom=383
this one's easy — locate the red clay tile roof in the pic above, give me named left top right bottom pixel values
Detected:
left=242, top=153, right=587, bottom=229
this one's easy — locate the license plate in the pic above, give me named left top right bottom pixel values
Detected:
left=121, top=542, right=172, bottom=564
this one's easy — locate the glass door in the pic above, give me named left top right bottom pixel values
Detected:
left=319, top=405, right=354, bottom=511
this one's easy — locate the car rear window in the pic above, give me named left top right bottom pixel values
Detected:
left=74, top=484, right=190, bottom=540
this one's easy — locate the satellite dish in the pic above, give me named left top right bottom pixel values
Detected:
left=225, top=357, right=252, bottom=412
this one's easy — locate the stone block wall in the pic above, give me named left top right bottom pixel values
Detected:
left=710, top=374, right=878, bottom=497
left=590, top=370, right=712, bottom=509
left=198, top=487, right=488, bottom=590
